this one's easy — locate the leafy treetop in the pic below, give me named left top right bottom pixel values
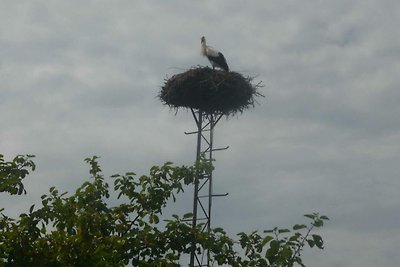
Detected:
left=0, top=155, right=328, bottom=266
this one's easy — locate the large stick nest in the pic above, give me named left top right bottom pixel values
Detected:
left=159, top=67, right=263, bottom=115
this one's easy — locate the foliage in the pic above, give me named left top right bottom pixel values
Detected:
left=0, top=154, right=35, bottom=195
left=234, top=213, right=328, bottom=267
left=0, top=155, right=328, bottom=266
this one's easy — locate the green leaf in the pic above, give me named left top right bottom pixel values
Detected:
left=313, top=219, right=324, bottom=227
left=149, top=214, right=159, bottom=224
left=304, top=214, right=315, bottom=219
left=266, top=240, right=280, bottom=261
left=320, top=215, right=330, bottom=220
left=293, top=224, right=307, bottom=230
left=312, top=234, right=324, bottom=249
left=183, top=213, right=193, bottom=219
left=289, top=234, right=300, bottom=242
left=262, top=236, right=274, bottom=245
left=213, top=227, right=225, bottom=234
left=281, top=245, right=293, bottom=258
left=306, top=239, right=315, bottom=248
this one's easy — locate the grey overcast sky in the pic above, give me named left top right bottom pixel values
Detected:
left=1, top=1, right=400, bottom=266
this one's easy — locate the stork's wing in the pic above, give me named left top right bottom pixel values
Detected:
left=214, top=52, right=229, bottom=72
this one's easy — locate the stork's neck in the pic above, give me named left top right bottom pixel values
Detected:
left=201, top=41, right=207, bottom=56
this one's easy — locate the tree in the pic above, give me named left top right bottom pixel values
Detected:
left=0, top=155, right=328, bottom=266
left=0, top=154, right=35, bottom=195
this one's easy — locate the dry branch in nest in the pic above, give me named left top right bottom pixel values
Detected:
left=159, top=66, right=263, bottom=115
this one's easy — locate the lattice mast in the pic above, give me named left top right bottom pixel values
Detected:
left=186, top=109, right=228, bottom=267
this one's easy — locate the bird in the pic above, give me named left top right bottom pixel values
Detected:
left=200, top=36, right=229, bottom=72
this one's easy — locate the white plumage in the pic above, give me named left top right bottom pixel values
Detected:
left=200, top=36, right=229, bottom=72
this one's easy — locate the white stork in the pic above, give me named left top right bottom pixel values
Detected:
left=200, top=36, right=229, bottom=72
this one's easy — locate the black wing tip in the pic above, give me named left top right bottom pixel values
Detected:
left=215, top=53, right=229, bottom=71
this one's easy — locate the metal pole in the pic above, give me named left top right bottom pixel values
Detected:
left=190, top=110, right=203, bottom=266
left=207, top=114, right=214, bottom=266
